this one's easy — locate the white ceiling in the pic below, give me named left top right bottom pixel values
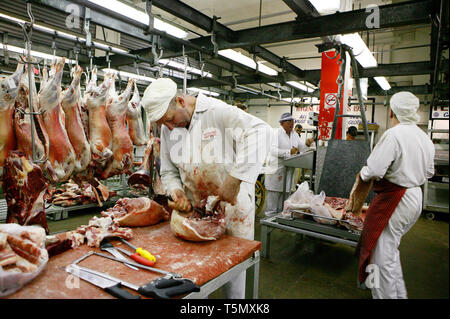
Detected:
left=127, top=0, right=431, bottom=87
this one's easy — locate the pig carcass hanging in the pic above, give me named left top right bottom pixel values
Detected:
left=126, top=82, right=147, bottom=146
left=38, top=58, right=76, bottom=182
left=61, top=65, right=91, bottom=173
left=101, top=78, right=135, bottom=179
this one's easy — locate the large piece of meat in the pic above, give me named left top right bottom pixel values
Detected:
left=101, top=78, right=135, bottom=179
left=0, top=62, right=23, bottom=179
left=128, top=136, right=154, bottom=187
left=61, top=65, right=91, bottom=173
left=87, top=71, right=113, bottom=167
left=170, top=196, right=226, bottom=242
left=102, top=197, right=169, bottom=227
left=38, top=58, right=76, bottom=182
left=2, top=151, right=49, bottom=234
left=126, top=82, right=147, bottom=146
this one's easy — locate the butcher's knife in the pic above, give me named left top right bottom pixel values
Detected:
left=69, top=264, right=200, bottom=299
left=65, top=264, right=141, bottom=299
left=100, top=239, right=139, bottom=270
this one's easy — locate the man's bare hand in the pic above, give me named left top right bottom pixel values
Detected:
left=168, top=189, right=192, bottom=212
left=218, top=175, right=241, bottom=205
left=290, top=147, right=299, bottom=155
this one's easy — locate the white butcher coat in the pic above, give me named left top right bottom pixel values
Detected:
left=160, top=93, right=272, bottom=240
left=360, top=123, right=434, bottom=299
left=264, top=127, right=307, bottom=192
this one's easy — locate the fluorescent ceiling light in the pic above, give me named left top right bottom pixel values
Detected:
left=159, top=59, right=212, bottom=77
left=340, top=33, right=377, bottom=68
left=218, top=49, right=278, bottom=76
left=1, top=44, right=76, bottom=64
left=374, top=76, right=391, bottom=91
left=308, top=0, right=341, bottom=15
left=0, top=12, right=127, bottom=54
left=102, top=68, right=155, bottom=83
left=89, top=0, right=189, bottom=39
left=287, top=81, right=315, bottom=93
left=282, top=97, right=302, bottom=103
left=187, top=87, right=220, bottom=97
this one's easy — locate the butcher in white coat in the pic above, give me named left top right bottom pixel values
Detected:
left=354, top=91, right=434, bottom=299
left=141, top=78, right=272, bottom=299
left=264, top=113, right=307, bottom=217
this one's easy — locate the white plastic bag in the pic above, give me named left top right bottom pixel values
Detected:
left=282, top=181, right=315, bottom=216
left=310, top=191, right=336, bottom=225
left=0, top=224, right=49, bottom=297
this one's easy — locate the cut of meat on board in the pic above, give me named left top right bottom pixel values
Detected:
left=69, top=216, right=133, bottom=247
left=0, top=61, right=24, bottom=180
left=170, top=196, right=226, bottom=242
left=3, top=151, right=49, bottom=234
left=102, top=78, right=135, bottom=179
left=61, top=65, right=91, bottom=173
left=38, top=57, right=76, bottom=182
left=101, top=197, right=169, bottom=227
left=340, top=211, right=365, bottom=232
left=126, top=81, right=147, bottom=146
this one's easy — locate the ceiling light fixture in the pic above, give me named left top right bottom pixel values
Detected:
left=187, top=87, right=220, bottom=97
left=159, top=59, right=212, bottom=77
left=1, top=44, right=77, bottom=64
left=218, top=49, right=278, bottom=76
left=88, top=0, right=189, bottom=39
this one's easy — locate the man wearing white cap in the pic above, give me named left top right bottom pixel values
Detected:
left=349, top=91, right=434, bottom=299
left=141, top=78, right=272, bottom=299
left=264, top=112, right=307, bottom=217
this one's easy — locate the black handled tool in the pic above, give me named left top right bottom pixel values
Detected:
left=65, top=264, right=141, bottom=299
left=70, top=264, right=200, bottom=299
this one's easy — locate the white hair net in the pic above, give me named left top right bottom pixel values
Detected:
left=390, top=91, right=421, bottom=124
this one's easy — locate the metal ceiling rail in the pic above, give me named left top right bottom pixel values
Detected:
left=29, top=0, right=306, bottom=97
left=190, top=0, right=432, bottom=51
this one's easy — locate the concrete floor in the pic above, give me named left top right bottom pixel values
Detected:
left=46, top=209, right=449, bottom=299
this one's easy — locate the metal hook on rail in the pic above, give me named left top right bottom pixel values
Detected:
left=211, top=16, right=220, bottom=57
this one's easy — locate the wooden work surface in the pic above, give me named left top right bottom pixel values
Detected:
left=7, top=221, right=261, bottom=299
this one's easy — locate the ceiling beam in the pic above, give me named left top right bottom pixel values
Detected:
left=150, top=0, right=311, bottom=82
left=190, top=1, right=432, bottom=50
left=282, top=0, right=320, bottom=19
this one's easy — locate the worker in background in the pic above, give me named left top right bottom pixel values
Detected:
left=234, top=101, right=248, bottom=112
left=295, top=124, right=315, bottom=147
left=346, top=126, right=358, bottom=140
left=141, top=78, right=272, bottom=299
left=351, top=91, right=434, bottom=299
left=264, top=113, right=307, bottom=217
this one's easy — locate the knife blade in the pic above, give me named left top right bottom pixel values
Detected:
left=65, top=265, right=140, bottom=299
left=101, top=239, right=139, bottom=270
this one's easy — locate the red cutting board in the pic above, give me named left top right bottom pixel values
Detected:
left=6, top=221, right=261, bottom=299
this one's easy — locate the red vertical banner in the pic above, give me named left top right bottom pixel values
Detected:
left=318, top=51, right=344, bottom=141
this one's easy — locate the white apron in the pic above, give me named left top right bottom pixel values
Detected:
left=160, top=93, right=272, bottom=240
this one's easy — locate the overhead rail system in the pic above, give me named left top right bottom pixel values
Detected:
left=0, top=0, right=438, bottom=103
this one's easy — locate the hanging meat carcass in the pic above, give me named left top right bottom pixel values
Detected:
left=38, top=57, right=76, bottom=182
left=13, top=60, right=56, bottom=182
left=126, top=81, right=147, bottom=146
left=0, top=61, right=24, bottom=179
left=101, top=78, right=135, bottom=179
left=3, top=151, right=49, bottom=234
left=61, top=65, right=91, bottom=173
left=102, top=197, right=169, bottom=227
left=87, top=71, right=113, bottom=166
left=127, top=135, right=165, bottom=196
